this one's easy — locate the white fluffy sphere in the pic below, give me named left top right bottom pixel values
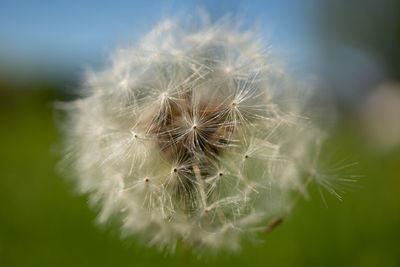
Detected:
left=59, top=16, right=326, bottom=252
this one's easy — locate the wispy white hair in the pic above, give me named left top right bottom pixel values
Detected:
left=58, top=14, right=331, bottom=253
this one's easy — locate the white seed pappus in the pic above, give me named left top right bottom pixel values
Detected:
left=58, top=16, right=330, bottom=253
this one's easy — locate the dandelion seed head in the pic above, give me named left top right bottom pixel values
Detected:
left=58, top=14, right=337, bottom=253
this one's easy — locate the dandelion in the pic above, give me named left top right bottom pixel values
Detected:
left=58, top=15, right=339, bottom=253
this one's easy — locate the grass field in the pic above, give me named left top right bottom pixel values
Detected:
left=1, top=86, right=399, bottom=267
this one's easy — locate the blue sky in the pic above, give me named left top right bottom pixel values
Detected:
left=0, top=0, right=315, bottom=78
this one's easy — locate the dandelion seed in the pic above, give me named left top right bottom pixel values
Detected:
left=57, top=14, right=344, bottom=253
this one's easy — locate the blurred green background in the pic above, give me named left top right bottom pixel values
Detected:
left=1, top=0, right=400, bottom=266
